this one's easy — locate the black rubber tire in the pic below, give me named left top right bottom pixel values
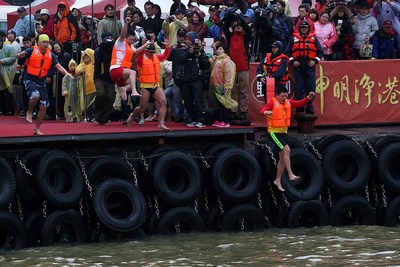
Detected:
left=372, top=135, right=400, bottom=155
left=221, top=204, right=266, bottom=232
left=158, top=207, right=205, bottom=235
left=93, top=178, right=147, bottom=232
left=41, top=209, right=88, bottom=246
left=15, top=149, right=48, bottom=207
left=384, top=195, right=400, bottom=227
left=378, top=142, right=400, bottom=193
left=287, top=200, right=328, bottom=228
left=204, top=205, right=224, bottom=232
left=212, top=148, right=261, bottom=204
left=322, top=140, right=371, bottom=194
left=329, top=195, right=376, bottom=226
left=312, top=134, right=353, bottom=156
left=87, top=156, right=133, bottom=186
left=282, top=149, right=324, bottom=200
left=204, top=142, right=239, bottom=167
left=153, top=151, right=202, bottom=206
left=0, top=211, right=26, bottom=250
left=23, top=210, right=44, bottom=247
left=36, top=149, right=83, bottom=208
left=0, top=156, right=16, bottom=210
left=287, top=136, right=307, bottom=150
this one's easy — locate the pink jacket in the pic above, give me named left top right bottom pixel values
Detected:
left=315, top=21, right=337, bottom=56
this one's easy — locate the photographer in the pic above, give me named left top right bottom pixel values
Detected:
left=167, top=28, right=188, bottom=122
left=162, top=8, right=188, bottom=46
left=179, top=31, right=210, bottom=128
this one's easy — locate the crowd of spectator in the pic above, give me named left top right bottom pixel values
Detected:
left=0, top=0, right=399, bottom=129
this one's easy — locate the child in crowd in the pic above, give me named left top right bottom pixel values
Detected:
left=75, top=48, right=96, bottom=120
left=62, top=59, right=82, bottom=122
left=209, top=43, right=237, bottom=128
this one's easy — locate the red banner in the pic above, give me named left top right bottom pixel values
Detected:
left=248, top=59, right=400, bottom=126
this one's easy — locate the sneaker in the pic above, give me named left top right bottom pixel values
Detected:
left=212, top=120, right=221, bottom=127
left=195, top=122, right=206, bottom=128
left=221, top=122, right=230, bottom=128
left=91, top=118, right=100, bottom=124
left=186, top=122, right=196, bottom=127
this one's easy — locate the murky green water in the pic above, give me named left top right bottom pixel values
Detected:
left=1, top=226, right=400, bottom=266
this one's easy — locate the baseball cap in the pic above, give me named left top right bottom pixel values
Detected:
left=17, top=7, right=26, bottom=13
left=175, top=8, right=185, bottom=15
left=177, top=28, right=187, bottom=37
left=188, top=2, right=199, bottom=8
left=383, top=20, right=393, bottom=27
left=7, top=30, right=16, bottom=37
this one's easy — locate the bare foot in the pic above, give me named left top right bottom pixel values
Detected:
left=26, top=112, right=33, bottom=123
left=289, top=175, right=300, bottom=181
left=34, top=129, right=44, bottom=135
left=131, top=90, right=141, bottom=97
left=273, top=180, right=285, bottom=192
left=158, top=124, right=171, bottom=131
left=127, top=113, right=134, bottom=126
left=118, top=85, right=130, bottom=100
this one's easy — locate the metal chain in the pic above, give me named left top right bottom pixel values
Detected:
left=17, top=195, right=23, bottom=221
left=154, top=196, right=160, bottom=219
left=381, top=184, right=387, bottom=207
left=364, top=185, right=370, bottom=202
left=365, top=140, right=378, bottom=159
left=15, top=154, right=33, bottom=176
left=240, top=218, right=245, bottom=231
left=198, top=151, right=210, bottom=168
left=282, top=194, right=290, bottom=208
left=56, top=223, right=61, bottom=235
left=254, top=141, right=278, bottom=166
left=327, top=187, right=333, bottom=208
left=8, top=202, right=12, bottom=213
left=350, top=137, right=361, bottom=147
left=204, top=190, right=209, bottom=212
left=306, top=141, right=322, bottom=160
left=138, top=151, right=149, bottom=171
left=42, top=201, right=47, bottom=218
left=174, top=221, right=181, bottom=233
left=217, top=197, right=225, bottom=215
left=147, top=195, right=153, bottom=211
left=267, top=181, right=278, bottom=207
left=348, top=209, right=352, bottom=218
left=79, top=198, right=84, bottom=216
left=257, top=193, right=270, bottom=225
left=373, top=182, right=379, bottom=205
left=194, top=199, right=199, bottom=213
left=123, top=151, right=139, bottom=187
left=75, top=150, right=93, bottom=198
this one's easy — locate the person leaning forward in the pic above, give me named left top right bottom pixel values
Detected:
left=16, top=34, right=73, bottom=135
left=260, top=86, right=315, bottom=192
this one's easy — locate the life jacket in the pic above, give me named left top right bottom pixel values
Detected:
left=111, top=41, right=134, bottom=68
left=263, top=53, right=289, bottom=85
left=291, top=32, right=318, bottom=60
left=268, top=98, right=291, bottom=129
left=138, top=55, right=160, bottom=84
left=26, top=46, right=53, bottom=78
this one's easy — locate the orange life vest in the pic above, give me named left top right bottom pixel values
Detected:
left=263, top=53, right=289, bottom=85
left=268, top=98, right=291, bottom=129
left=26, top=46, right=53, bottom=78
left=291, top=32, right=318, bottom=60
left=111, top=41, right=134, bottom=69
left=138, top=55, right=160, bottom=84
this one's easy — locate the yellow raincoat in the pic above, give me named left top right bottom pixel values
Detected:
left=0, top=44, right=17, bottom=93
left=209, top=54, right=238, bottom=110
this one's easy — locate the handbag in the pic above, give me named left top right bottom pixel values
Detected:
left=359, top=35, right=373, bottom=58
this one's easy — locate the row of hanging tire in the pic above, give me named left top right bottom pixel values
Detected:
left=0, top=134, right=400, bottom=250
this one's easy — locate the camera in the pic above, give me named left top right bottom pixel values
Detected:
left=193, top=39, right=201, bottom=55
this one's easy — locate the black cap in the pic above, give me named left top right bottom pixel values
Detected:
left=177, top=28, right=186, bottom=37
left=175, top=8, right=185, bottom=15
left=299, top=20, right=310, bottom=28
left=145, top=43, right=156, bottom=51
left=17, top=6, right=26, bottom=13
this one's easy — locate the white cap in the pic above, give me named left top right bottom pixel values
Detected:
left=40, top=9, right=50, bottom=16
left=189, top=2, right=199, bottom=8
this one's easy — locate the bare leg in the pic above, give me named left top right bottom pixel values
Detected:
left=154, top=88, right=170, bottom=131
left=274, top=150, right=286, bottom=192
left=118, top=83, right=130, bottom=101
left=34, top=105, right=47, bottom=135
left=121, top=69, right=141, bottom=97
left=26, top=95, right=39, bottom=123
left=127, top=88, right=150, bottom=126
left=282, top=145, right=300, bottom=180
